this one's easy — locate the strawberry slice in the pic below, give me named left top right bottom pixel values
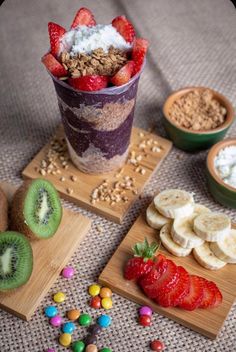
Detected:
left=110, top=61, right=134, bottom=86
left=140, top=258, right=179, bottom=299
left=139, top=254, right=167, bottom=288
left=112, top=15, right=135, bottom=43
left=41, top=53, right=67, bottom=77
left=132, top=38, right=149, bottom=75
left=71, top=8, right=96, bottom=29
left=157, top=266, right=190, bottom=307
left=48, top=22, right=66, bottom=57
left=211, top=285, right=223, bottom=308
left=198, top=278, right=217, bottom=309
left=68, top=75, right=109, bottom=92
left=124, top=239, right=159, bottom=281
left=178, top=275, right=204, bottom=311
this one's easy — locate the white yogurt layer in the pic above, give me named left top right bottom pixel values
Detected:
left=214, top=146, right=236, bottom=188
left=61, top=24, right=132, bottom=55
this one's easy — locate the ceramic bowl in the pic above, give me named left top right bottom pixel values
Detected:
left=163, top=87, right=235, bottom=151
left=207, top=139, right=236, bottom=209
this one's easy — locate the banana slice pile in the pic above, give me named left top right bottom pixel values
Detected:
left=146, top=189, right=235, bottom=270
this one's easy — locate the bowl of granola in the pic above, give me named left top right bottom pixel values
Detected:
left=162, top=87, right=235, bottom=151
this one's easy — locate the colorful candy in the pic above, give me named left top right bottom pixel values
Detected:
left=50, top=315, right=63, bottom=327
left=100, top=287, right=112, bottom=298
left=84, top=334, right=97, bottom=345
left=150, top=340, right=165, bottom=351
left=139, top=315, right=152, bottom=327
left=100, top=348, right=112, bottom=352
left=78, top=313, right=92, bottom=326
left=90, top=296, right=101, bottom=309
left=85, top=344, right=98, bottom=352
left=44, top=306, right=58, bottom=318
left=62, top=266, right=75, bottom=279
left=59, top=333, right=72, bottom=347
left=53, top=292, right=66, bottom=303
left=101, top=297, right=112, bottom=310
left=46, top=349, right=55, bottom=352
left=62, top=321, right=75, bottom=334
left=97, top=314, right=111, bottom=328
left=72, top=340, right=85, bottom=352
left=88, top=324, right=102, bottom=335
left=88, top=284, right=101, bottom=297
left=67, top=309, right=80, bottom=321
left=139, top=305, right=152, bottom=317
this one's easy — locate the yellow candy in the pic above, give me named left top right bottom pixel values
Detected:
left=59, top=333, right=72, bottom=347
left=53, top=292, right=66, bottom=303
left=101, top=297, right=113, bottom=310
left=88, top=284, right=101, bottom=297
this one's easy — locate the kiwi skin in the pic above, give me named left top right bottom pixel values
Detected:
left=11, top=179, right=62, bottom=240
left=0, top=186, right=8, bottom=232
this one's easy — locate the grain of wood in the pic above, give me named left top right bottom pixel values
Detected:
left=99, top=211, right=236, bottom=339
left=22, top=125, right=172, bottom=224
left=0, top=182, right=91, bottom=321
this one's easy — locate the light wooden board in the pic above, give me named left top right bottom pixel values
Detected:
left=99, top=211, right=236, bottom=339
left=0, top=182, right=91, bottom=321
left=22, top=126, right=172, bottom=224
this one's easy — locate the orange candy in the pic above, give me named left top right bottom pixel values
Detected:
left=67, top=309, right=80, bottom=321
left=100, top=287, right=112, bottom=299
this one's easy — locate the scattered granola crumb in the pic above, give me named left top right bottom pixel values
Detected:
left=60, top=176, right=66, bottom=182
left=66, top=188, right=73, bottom=195
left=71, top=175, right=77, bottom=182
left=96, top=225, right=103, bottom=233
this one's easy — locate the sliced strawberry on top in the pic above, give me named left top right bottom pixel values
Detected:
left=112, top=15, right=135, bottom=43
left=71, top=8, right=96, bottom=29
left=68, top=75, right=108, bottom=92
left=48, top=22, right=66, bottom=57
left=132, top=38, right=149, bottom=75
left=110, top=61, right=134, bottom=86
left=124, top=238, right=160, bottom=281
left=41, top=53, right=67, bottom=77
left=140, top=258, right=179, bottom=299
left=178, top=275, right=204, bottom=311
left=157, top=266, right=190, bottom=307
left=198, top=278, right=217, bottom=309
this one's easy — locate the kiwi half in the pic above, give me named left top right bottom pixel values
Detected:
left=11, top=179, right=62, bottom=240
left=0, top=231, right=33, bottom=292
left=0, top=186, right=8, bottom=232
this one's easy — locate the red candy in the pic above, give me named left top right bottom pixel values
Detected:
left=138, top=314, right=152, bottom=327
left=90, top=296, right=101, bottom=309
left=150, top=340, right=165, bottom=351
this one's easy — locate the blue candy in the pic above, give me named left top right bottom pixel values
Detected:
left=62, top=322, right=75, bottom=334
left=97, top=314, right=111, bottom=328
left=44, top=306, right=58, bottom=318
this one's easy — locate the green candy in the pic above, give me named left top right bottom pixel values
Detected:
left=72, top=340, right=85, bottom=352
left=100, top=349, right=112, bottom=352
left=78, top=313, right=92, bottom=327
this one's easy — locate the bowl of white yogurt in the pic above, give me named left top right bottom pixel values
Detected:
left=207, top=139, right=236, bottom=208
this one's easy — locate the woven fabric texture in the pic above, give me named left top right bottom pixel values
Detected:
left=0, top=0, right=236, bottom=351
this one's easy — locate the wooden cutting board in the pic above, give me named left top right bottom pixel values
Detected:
left=0, top=182, right=91, bottom=321
left=22, top=125, right=172, bottom=224
left=99, top=211, right=236, bottom=339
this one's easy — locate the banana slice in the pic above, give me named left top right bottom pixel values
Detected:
left=146, top=202, right=171, bottom=229
left=193, top=212, right=231, bottom=242
left=171, top=213, right=204, bottom=249
left=160, top=223, right=192, bottom=257
left=194, top=203, right=211, bottom=215
left=193, top=242, right=226, bottom=270
left=210, top=229, right=236, bottom=263
left=154, top=189, right=194, bottom=219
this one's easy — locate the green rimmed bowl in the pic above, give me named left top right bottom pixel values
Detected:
left=163, top=87, right=235, bottom=151
left=207, top=139, right=236, bottom=209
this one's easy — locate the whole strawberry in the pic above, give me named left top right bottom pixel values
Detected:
left=124, top=238, right=159, bottom=280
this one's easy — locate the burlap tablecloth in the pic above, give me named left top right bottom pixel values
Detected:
left=0, top=0, right=236, bottom=351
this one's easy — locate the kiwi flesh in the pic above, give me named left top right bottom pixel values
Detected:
left=0, top=231, right=33, bottom=292
left=0, top=186, right=8, bottom=232
left=11, top=179, right=62, bottom=240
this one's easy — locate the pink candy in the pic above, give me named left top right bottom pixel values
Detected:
left=61, top=266, right=74, bottom=279
left=46, top=349, right=55, bottom=352
left=50, top=315, right=63, bottom=327
left=139, top=305, right=153, bottom=316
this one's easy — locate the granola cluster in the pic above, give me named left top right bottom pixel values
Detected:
left=60, top=47, right=128, bottom=78
left=169, top=89, right=227, bottom=131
